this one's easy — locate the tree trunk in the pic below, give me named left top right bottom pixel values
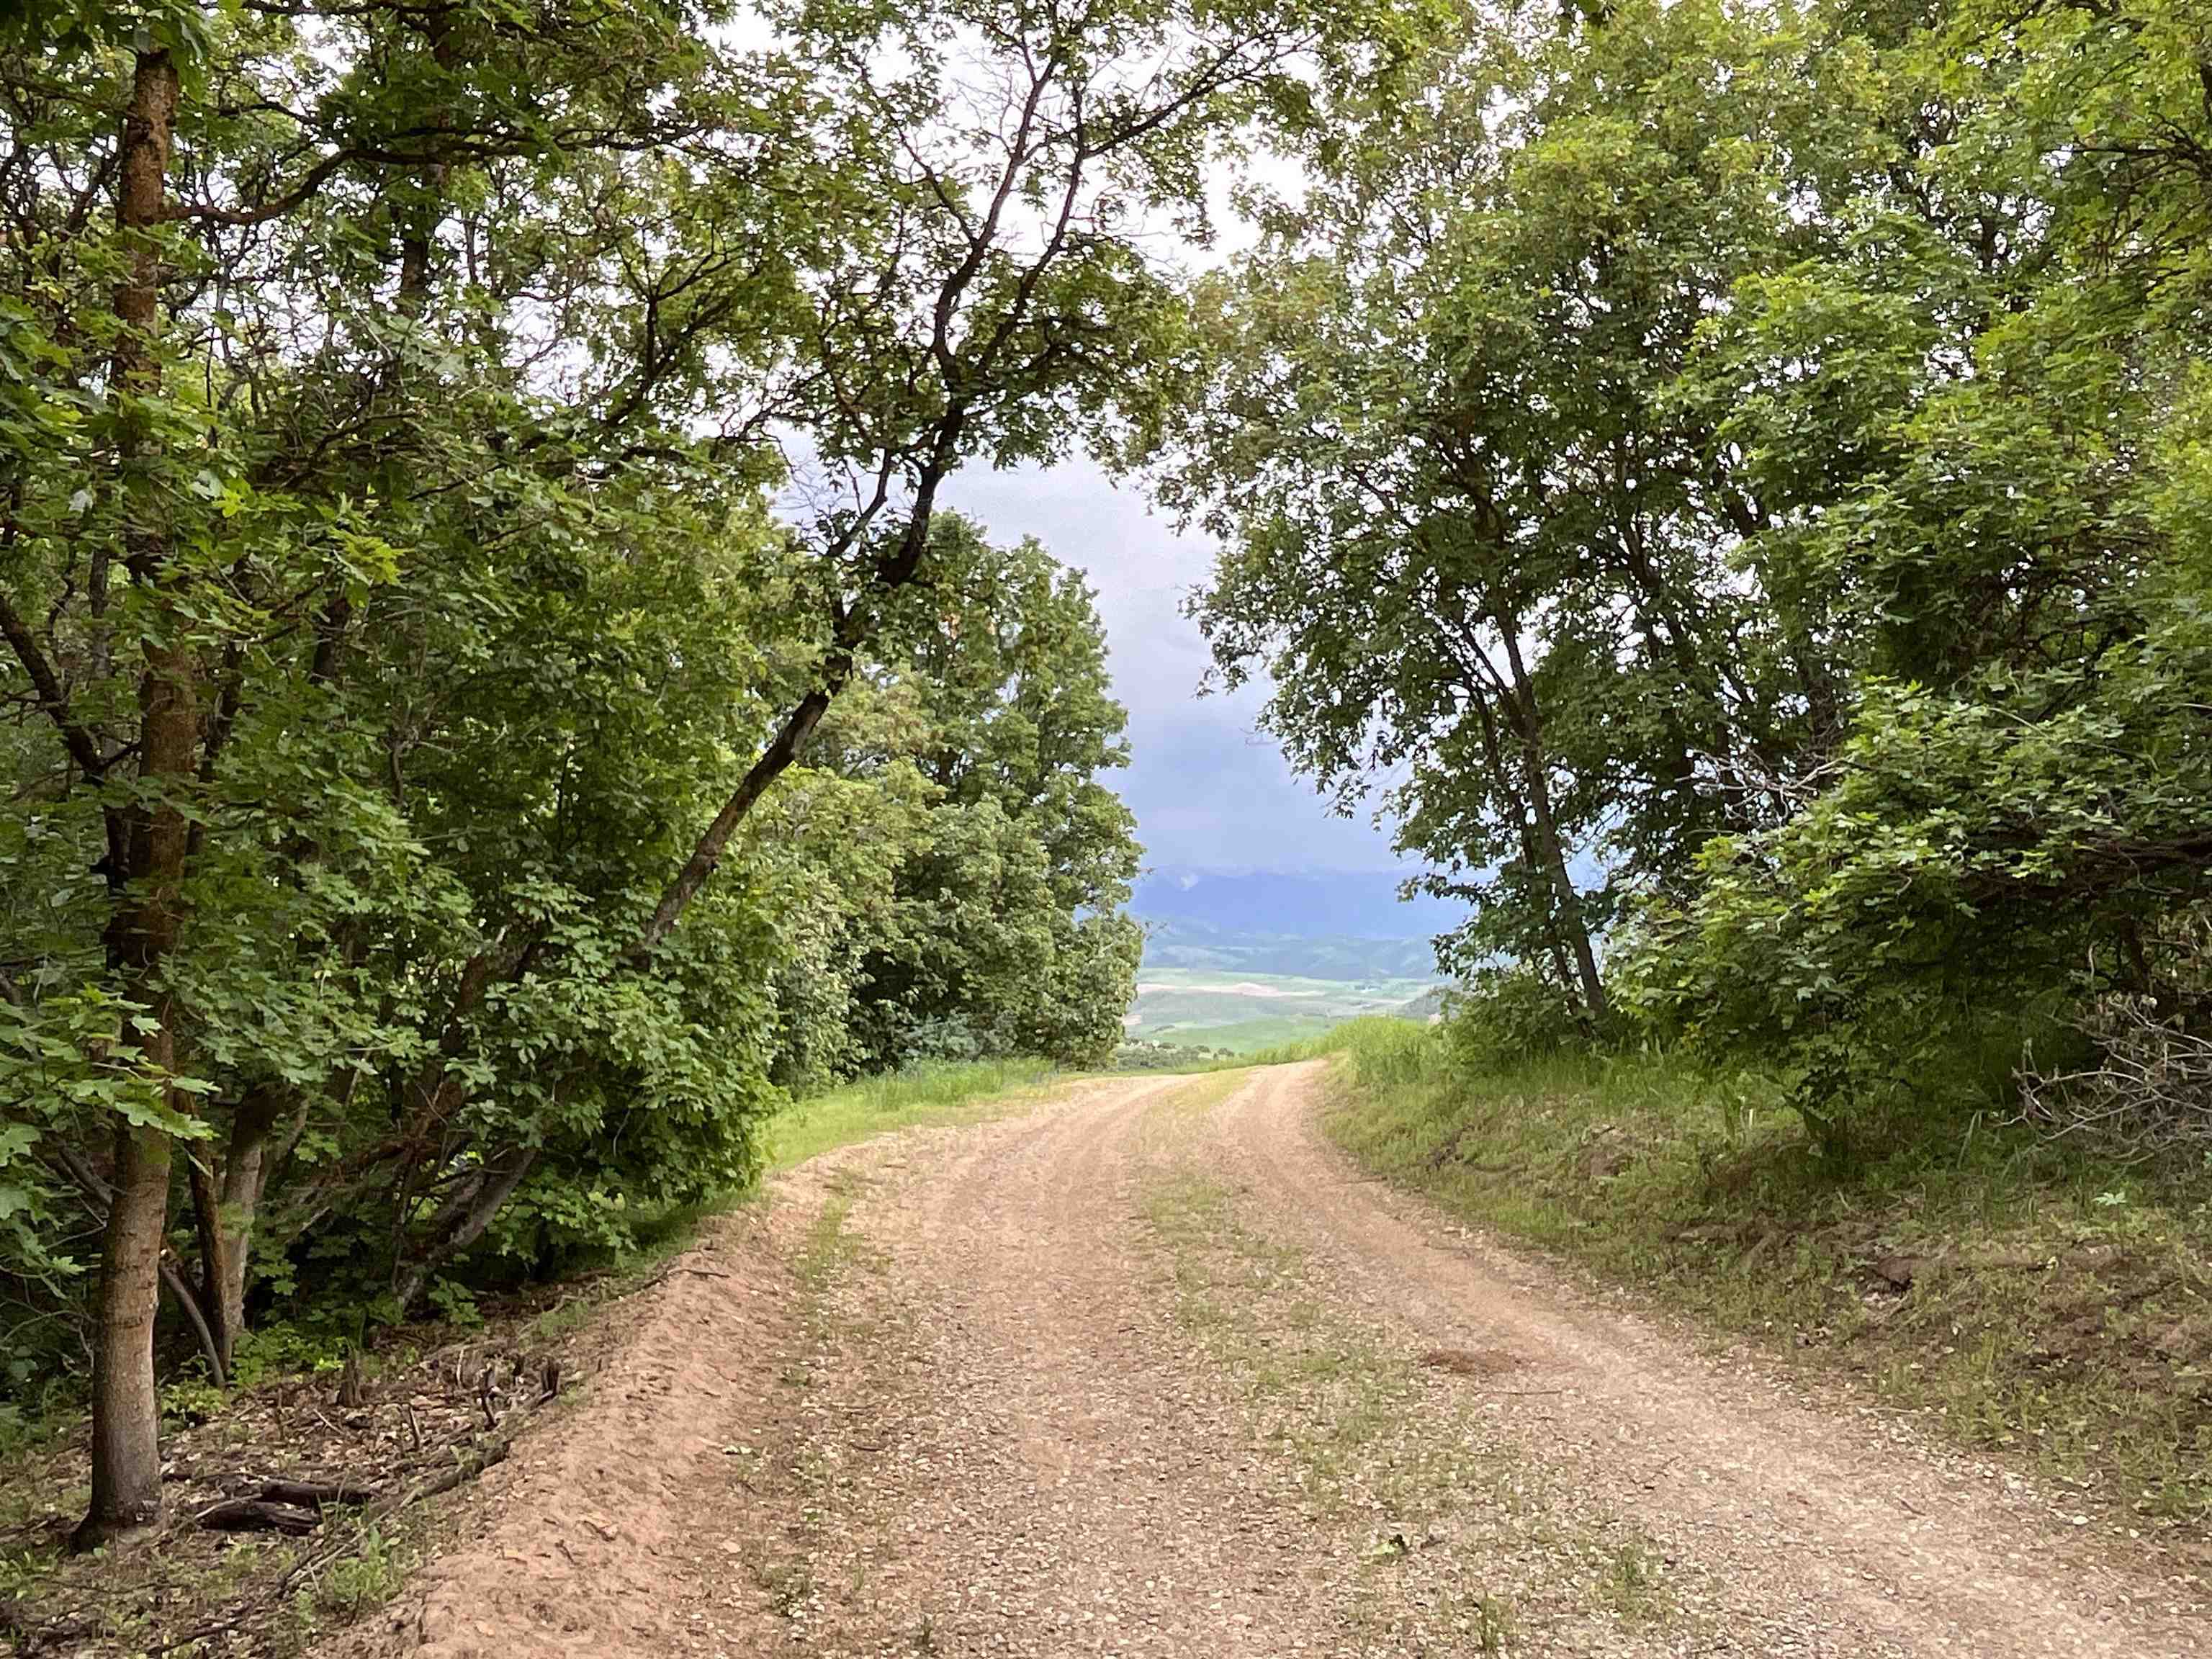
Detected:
left=1496, top=620, right=1610, bottom=1028
left=186, top=1156, right=229, bottom=1378
left=631, top=687, right=836, bottom=956
left=212, top=1088, right=282, bottom=1360
left=76, top=42, right=193, bottom=1554
left=76, top=1125, right=173, bottom=1550
left=1465, top=685, right=1582, bottom=1001
left=395, top=6, right=454, bottom=315
left=188, top=1086, right=282, bottom=1376
left=629, top=457, right=956, bottom=961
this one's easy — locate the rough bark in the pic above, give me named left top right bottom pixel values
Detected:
left=395, top=7, right=455, bottom=314
left=158, top=1251, right=228, bottom=1390
left=50, top=1142, right=222, bottom=1392
left=195, top=1498, right=320, bottom=1535
left=76, top=43, right=194, bottom=1555
left=76, top=1125, right=174, bottom=1550
left=258, top=1478, right=377, bottom=1508
left=185, top=1155, right=230, bottom=1377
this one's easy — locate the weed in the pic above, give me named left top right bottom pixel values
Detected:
left=758, top=1556, right=815, bottom=1617
left=0, top=1401, right=64, bottom=1462
left=796, top=1195, right=858, bottom=1296
left=1601, top=1539, right=1660, bottom=1624
left=1467, top=1591, right=1517, bottom=1652
left=0, top=1539, right=56, bottom=1604
left=282, top=1521, right=413, bottom=1650
left=322, top=1525, right=405, bottom=1619
left=1138, top=1156, right=1678, bottom=1637
left=161, top=1377, right=230, bottom=1426
left=531, top=1295, right=595, bottom=1343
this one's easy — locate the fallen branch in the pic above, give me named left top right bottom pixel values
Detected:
left=195, top=1499, right=320, bottom=1535
left=258, top=1478, right=377, bottom=1509
left=2019, top=996, right=2212, bottom=1161
left=267, top=1426, right=520, bottom=1604
left=611, top=1262, right=732, bottom=1300
left=403, top=1426, right=516, bottom=1503
left=137, top=1403, right=541, bottom=1657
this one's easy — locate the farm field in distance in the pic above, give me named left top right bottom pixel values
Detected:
left=1121, top=966, right=1442, bottom=1052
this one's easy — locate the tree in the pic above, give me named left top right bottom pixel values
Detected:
left=1619, top=0, right=2212, bottom=1137
left=2, top=0, right=1326, bottom=1546
left=626, top=0, right=1344, bottom=956
left=2, top=0, right=737, bottom=1542
left=1163, top=0, right=2212, bottom=1152
left=1158, top=0, right=1847, bottom=1030
left=842, top=516, right=1142, bottom=1070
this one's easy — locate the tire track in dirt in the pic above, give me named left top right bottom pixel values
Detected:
left=1209, top=1061, right=2209, bottom=1655
left=337, top=1065, right=2207, bottom=1658
left=690, top=1070, right=1350, bottom=1653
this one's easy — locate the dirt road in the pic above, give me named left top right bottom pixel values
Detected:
left=346, top=1064, right=2208, bottom=1658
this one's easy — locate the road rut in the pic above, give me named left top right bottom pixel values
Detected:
left=344, top=1064, right=2208, bottom=1658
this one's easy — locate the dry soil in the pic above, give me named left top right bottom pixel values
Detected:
left=333, top=1064, right=2210, bottom=1658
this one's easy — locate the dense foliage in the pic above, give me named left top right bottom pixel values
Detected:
left=0, top=0, right=1370, bottom=1545
left=21, top=0, right=2205, bottom=1558
left=1163, top=0, right=2212, bottom=1152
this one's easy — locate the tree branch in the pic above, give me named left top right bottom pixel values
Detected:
left=0, top=587, right=109, bottom=780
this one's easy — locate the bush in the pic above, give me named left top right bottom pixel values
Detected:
left=1442, top=966, right=1589, bottom=1069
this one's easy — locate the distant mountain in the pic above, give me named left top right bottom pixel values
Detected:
left=1130, top=866, right=1462, bottom=940
left=1138, top=919, right=1441, bottom=979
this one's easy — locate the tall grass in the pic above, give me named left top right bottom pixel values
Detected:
left=1202, top=1015, right=1423, bottom=1071
left=767, top=1056, right=1062, bottom=1170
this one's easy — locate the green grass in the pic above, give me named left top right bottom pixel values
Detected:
left=1113, top=1018, right=1382, bottom=1075
left=284, top=1521, right=420, bottom=1652
left=1318, top=1021, right=2212, bottom=1525
left=1148, top=1012, right=1346, bottom=1052
left=1118, top=1007, right=1431, bottom=1069
left=1123, top=969, right=1438, bottom=1052
left=765, top=1056, right=1064, bottom=1170
left=1208, top=1015, right=1408, bottom=1069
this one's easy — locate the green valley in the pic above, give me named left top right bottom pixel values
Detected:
left=1122, top=963, right=1443, bottom=1054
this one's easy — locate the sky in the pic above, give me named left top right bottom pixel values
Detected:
left=941, top=458, right=1412, bottom=877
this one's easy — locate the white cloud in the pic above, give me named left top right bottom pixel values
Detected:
left=941, top=458, right=1411, bottom=874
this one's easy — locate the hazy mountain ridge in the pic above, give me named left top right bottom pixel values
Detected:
left=1130, top=867, right=1461, bottom=940
left=1138, top=918, right=1440, bottom=980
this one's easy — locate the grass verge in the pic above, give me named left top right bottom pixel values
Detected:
left=766, top=1056, right=1064, bottom=1170
left=1318, top=1020, right=2212, bottom=1528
